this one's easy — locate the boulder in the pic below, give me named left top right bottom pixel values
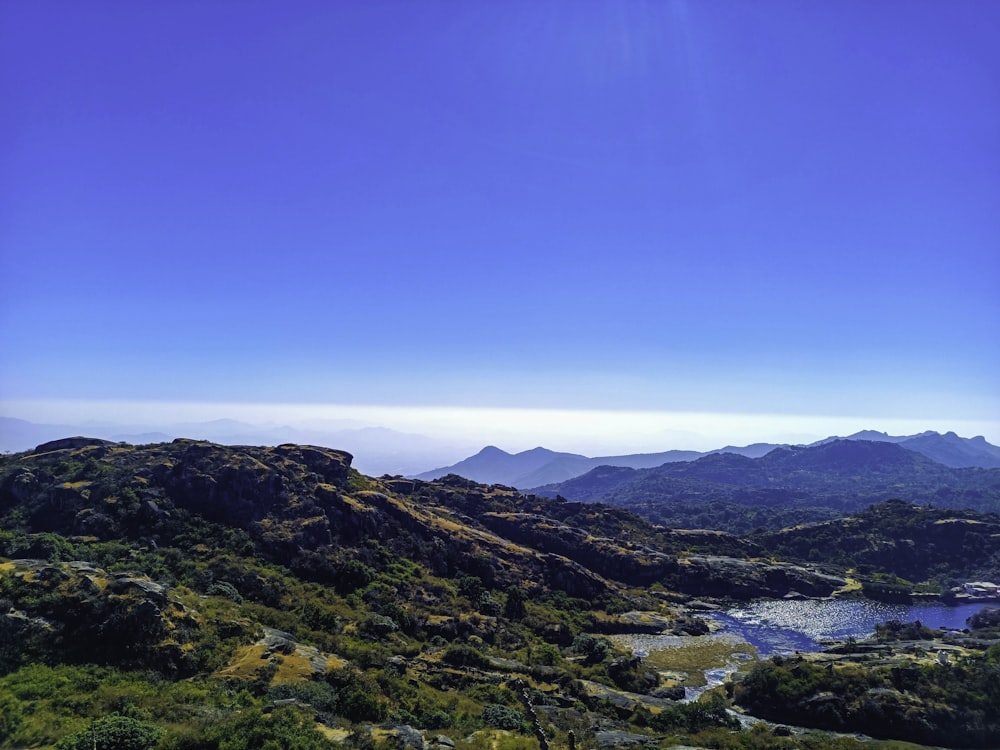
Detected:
left=594, top=730, right=656, bottom=747
left=387, top=724, right=425, bottom=750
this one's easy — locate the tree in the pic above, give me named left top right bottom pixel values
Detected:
left=503, top=586, right=526, bottom=620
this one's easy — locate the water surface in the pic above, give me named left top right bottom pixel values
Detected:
left=711, top=599, right=987, bottom=657
left=615, top=599, right=992, bottom=699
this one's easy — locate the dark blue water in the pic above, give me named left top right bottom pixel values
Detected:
left=712, top=599, right=988, bottom=657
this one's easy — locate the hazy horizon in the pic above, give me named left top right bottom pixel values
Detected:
left=2, top=3, right=997, bottom=447
left=4, top=399, right=998, bottom=458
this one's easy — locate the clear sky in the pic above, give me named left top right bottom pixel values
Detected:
left=2, top=1, right=998, bottom=453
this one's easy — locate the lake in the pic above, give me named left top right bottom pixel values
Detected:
left=712, top=598, right=990, bottom=656
left=611, top=598, right=994, bottom=700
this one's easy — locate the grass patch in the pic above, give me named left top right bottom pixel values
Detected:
left=608, top=633, right=756, bottom=687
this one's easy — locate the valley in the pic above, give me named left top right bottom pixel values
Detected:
left=0, top=436, right=998, bottom=749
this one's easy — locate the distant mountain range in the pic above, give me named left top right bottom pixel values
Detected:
left=415, top=430, right=1000, bottom=486
left=533, top=439, right=1000, bottom=520
left=5, top=416, right=999, bottom=487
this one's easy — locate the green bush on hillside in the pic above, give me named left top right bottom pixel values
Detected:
left=211, top=705, right=330, bottom=750
left=481, top=703, right=525, bottom=731
left=54, top=714, right=163, bottom=750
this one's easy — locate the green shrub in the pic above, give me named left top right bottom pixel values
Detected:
left=441, top=644, right=492, bottom=669
left=530, top=643, right=562, bottom=666
left=205, top=581, right=243, bottom=602
left=213, top=705, right=330, bottom=750
left=326, top=667, right=389, bottom=722
left=457, top=576, right=484, bottom=600
left=54, top=713, right=163, bottom=750
left=267, top=680, right=338, bottom=712
left=503, top=587, right=527, bottom=620
left=648, top=694, right=739, bottom=733
left=336, top=560, right=374, bottom=594
left=481, top=703, right=525, bottom=731
left=571, top=634, right=610, bottom=664
left=360, top=614, right=399, bottom=639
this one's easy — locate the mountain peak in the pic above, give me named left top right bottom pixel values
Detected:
left=847, top=429, right=890, bottom=440
left=520, top=446, right=556, bottom=456
left=476, top=445, right=510, bottom=457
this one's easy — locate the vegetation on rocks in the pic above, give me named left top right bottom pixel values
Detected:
left=0, top=438, right=998, bottom=749
left=735, top=643, right=1000, bottom=747
left=755, top=499, right=1000, bottom=588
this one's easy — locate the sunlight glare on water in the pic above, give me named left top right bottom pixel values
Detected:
left=714, top=599, right=987, bottom=656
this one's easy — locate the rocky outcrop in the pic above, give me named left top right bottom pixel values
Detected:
left=593, top=730, right=659, bottom=748
left=479, top=512, right=676, bottom=587
left=476, top=514, right=845, bottom=599
left=672, top=556, right=846, bottom=599
left=0, top=559, right=204, bottom=675
left=31, top=437, right=115, bottom=454
left=156, top=440, right=351, bottom=525
left=576, top=679, right=678, bottom=716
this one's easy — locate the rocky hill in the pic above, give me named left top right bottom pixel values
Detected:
left=754, top=498, right=1000, bottom=588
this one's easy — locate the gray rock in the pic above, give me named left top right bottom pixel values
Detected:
left=679, top=556, right=846, bottom=598
left=649, top=684, right=685, bottom=701
left=616, top=611, right=674, bottom=631
left=388, top=724, right=425, bottom=750
left=260, top=627, right=298, bottom=649
left=10, top=471, right=38, bottom=502
left=109, top=575, right=168, bottom=602
left=388, top=655, right=408, bottom=672
left=578, top=680, right=677, bottom=714
left=594, top=730, right=656, bottom=747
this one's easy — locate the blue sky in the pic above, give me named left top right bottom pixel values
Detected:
left=2, top=1, right=998, bottom=451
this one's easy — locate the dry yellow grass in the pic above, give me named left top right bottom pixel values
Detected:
left=213, top=644, right=271, bottom=681
left=609, top=633, right=757, bottom=688
left=833, top=577, right=864, bottom=596
left=214, top=641, right=346, bottom=684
